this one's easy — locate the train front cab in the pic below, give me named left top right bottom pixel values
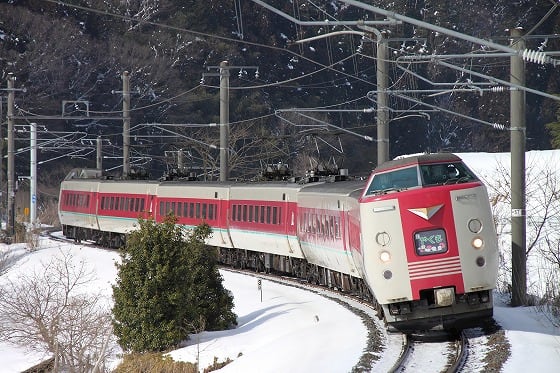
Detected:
left=358, top=154, right=499, bottom=332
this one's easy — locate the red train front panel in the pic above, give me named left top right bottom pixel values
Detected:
left=358, top=154, right=498, bottom=330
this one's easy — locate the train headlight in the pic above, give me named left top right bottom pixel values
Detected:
left=379, top=251, right=391, bottom=263
left=468, top=218, right=483, bottom=233
left=471, top=236, right=484, bottom=249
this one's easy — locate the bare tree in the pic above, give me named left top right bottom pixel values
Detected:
left=483, top=156, right=560, bottom=308
left=0, top=250, right=115, bottom=372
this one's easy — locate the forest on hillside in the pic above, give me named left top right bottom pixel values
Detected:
left=1, top=0, right=560, bottom=183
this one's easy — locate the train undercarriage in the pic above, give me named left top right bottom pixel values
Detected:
left=216, top=247, right=374, bottom=302
left=62, top=224, right=126, bottom=248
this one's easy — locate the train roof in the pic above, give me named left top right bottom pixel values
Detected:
left=374, top=153, right=462, bottom=173
left=298, top=179, right=365, bottom=195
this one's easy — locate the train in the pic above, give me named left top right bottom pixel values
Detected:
left=58, top=153, right=498, bottom=332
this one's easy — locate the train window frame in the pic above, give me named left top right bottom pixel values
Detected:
left=413, top=228, right=448, bottom=256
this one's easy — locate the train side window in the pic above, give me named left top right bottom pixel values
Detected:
left=176, top=202, right=182, bottom=217
left=254, top=206, right=259, bottom=223
left=266, top=206, right=271, bottom=224
left=140, top=199, right=145, bottom=212
left=183, top=202, right=189, bottom=217
left=208, top=204, right=215, bottom=220
left=202, top=204, right=207, bottom=219
left=159, top=201, right=164, bottom=216
left=238, top=204, right=243, bottom=221
left=195, top=203, right=201, bottom=218
left=260, top=206, right=265, bottom=223
left=334, top=217, right=341, bottom=238
left=189, top=203, right=195, bottom=218
left=242, top=205, right=248, bottom=222
left=272, top=207, right=278, bottom=225
left=248, top=205, right=254, bottom=222
left=110, top=197, right=115, bottom=210
left=232, top=205, right=237, bottom=221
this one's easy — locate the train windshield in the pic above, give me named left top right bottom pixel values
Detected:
left=420, top=162, right=478, bottom=186
left=364, top=161, right=478, bottom=196
left=365, top=166, right=420, bottom=195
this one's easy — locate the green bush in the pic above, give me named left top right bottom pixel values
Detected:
left=112, top=216, right=237, bottom=353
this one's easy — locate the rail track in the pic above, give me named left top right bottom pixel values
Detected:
left=388, top=331, right=468, bottom=372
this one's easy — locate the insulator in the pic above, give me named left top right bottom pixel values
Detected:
left=492, top=123, right=506, bottom=131
left=490, top=86, right=505, bottom=93
left=522, top=49, right=549, bottom=65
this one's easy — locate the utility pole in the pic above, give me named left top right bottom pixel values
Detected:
left=0, top=96, right=3, bottom=224
left=30, top=122, right=37, bottom=229
left=177, top=149, right=184, bottom=171
left=204, top=62, right=258, bottom=181
left=376, top=31, right=389, bottom=165
left=7, top=73, right=15, bottom=236
left=219, top=61, right=230, bottom=182
left=510, top=28, right=527, bottom=306
left=122, top=71, right=130, bottom=178
left=97, top=136, right=103, bottom=171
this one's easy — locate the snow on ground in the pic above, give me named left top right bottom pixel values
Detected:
left=1, top=237, right=559, bottom=372
left=168, top=270, right=367, bottom=372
